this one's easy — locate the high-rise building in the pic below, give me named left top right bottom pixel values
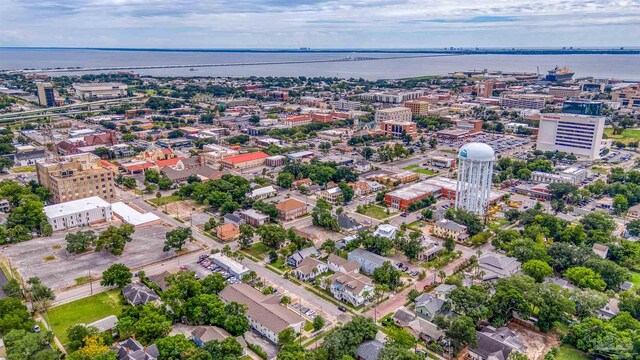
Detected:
left=455, top=143, right=495, bottom=215
left=403, top=100, right=430, bottom=116
left=536, top=113, right=605, bottom=160
left=380, top=120, right=417, bottom=139
left=36, top=82, right=55, bottom=107
left=36, top=153, right=116, bottom=203
left=374, top=107, right=412, bottom=123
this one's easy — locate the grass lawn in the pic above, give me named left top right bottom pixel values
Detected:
left=421, top=251, right=461, bottom=269
left=304, top=321, right=314, bottom=332
left=408, top=220, right=426, bottom=231
left=357, top=204, right=392, bottom=220
left=556, top=345, right=591, bottom=360
left=147, top=195, right=180, bottom=206
left=402, top=164, right=435, bottom=176
left=48, top=290, right=126, bottom=347
left=11, top=166, right=36, bottom=173
left=245, top=242, right=270, bottom=260
left=629, top=271, right=640, bottom=289
left=604, top=128, right=640, bottom=144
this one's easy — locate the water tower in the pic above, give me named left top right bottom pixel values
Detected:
left=455, top=142, right=495, bottom=215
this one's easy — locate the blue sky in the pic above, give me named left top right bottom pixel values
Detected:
left=1, top=0, right=639, bottom=48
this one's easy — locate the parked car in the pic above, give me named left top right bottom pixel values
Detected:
left=338, top=306, right=347, bottom=312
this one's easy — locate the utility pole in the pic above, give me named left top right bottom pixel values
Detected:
left=89, top=269, right=93, bottom=295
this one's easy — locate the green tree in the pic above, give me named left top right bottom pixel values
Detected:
left=94, top=224, right=135, bottom=256
left=2, top=278, right=23, bottom=299
left=257, top=224, right=287, bottom=249
left=0, top=297, right=34, bottom=333
left=372, top=261, right=402, bottom=291
left=67, top=324, right=99, bottom=352
left=100, top=263, right=132, bottom=288
left=164, top=227, right=192, bottom=252
left=338, top=182, right=354, bottom=204
left=447, top=316, right=477, bottom=351
left=613, top=194, right=629, bottom=214
left=449, top=285, right=491, bottom=323
left=385, top=327, right=416, bottom=349
left=402, top=238, right=423, bottom=261
left=313, top=315, right=325, bottom=331
left=204, top=337, right=244, bottom=359
left=158, top=177, right=173, bottom=191
left=156, top=334, right=196, bottom=359
left=278, top=327, right=297, bottom=347
left=521, top=259, right=553, bottom=283
left=65, top=230, right=97, bottom=254
left=564, top=266, right=607, bottom=291
left=144, top=169, right=161, bottom=184
left=238, top=224, right=254, bottom=249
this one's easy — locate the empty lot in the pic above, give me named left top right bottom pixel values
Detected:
left=1, top=222, right=201, bottom=291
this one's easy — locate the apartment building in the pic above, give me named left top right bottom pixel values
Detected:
left=536, top=113, right=605, bottom=159
left=404, top=100, right=431, bottom=116
left=283, top=115, right=312, bottom=127
left=36, top=153, right=115, bottom=203
left=359, top=90, right=424, bottom=103
left=329, top=99, right=362, bottom=111
left=348, top=248, right=392, bottom=275
left=432, top=219, right=468, bottom=241
left=374, top=107, right=412, bottom=123
left=36, top=82, right=56, bottom=107
left=380, top=120, right=418, bottom=139
left=275, top=198, right=308, bottom=221
left=317, top=187, right=343, bottom=204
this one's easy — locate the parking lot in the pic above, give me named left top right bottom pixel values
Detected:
left=2, top=223, right=201, bottom=291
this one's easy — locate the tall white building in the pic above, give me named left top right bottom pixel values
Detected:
left=455, top=143, right=495, bottom=215
left=536, top=113, right=605, bottom=160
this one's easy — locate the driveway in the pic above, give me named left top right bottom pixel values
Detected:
left=245, top=329, right=279, bottom=360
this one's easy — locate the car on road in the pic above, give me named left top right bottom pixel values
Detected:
left=338, top=306, right=347, bottom=312
left=179, top=265, right=188, bottom=271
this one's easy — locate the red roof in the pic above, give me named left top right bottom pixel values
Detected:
left=155, top=157, right=184, bottom=168
left=287, top=115, right=311, bottom=122
left=223, top=152, right=269, bottom=164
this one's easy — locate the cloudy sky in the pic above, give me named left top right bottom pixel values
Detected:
left=1, top=0, right=639, bottom=48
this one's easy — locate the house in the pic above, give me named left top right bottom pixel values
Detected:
left=317, top=187, right=342, bottom=204
left=276, top=198, right=308, bottom=221
left=592, top=243, right=609, bottom=259
left=327, top=253, right=360, bottom=274
left=432, top=219, right=467, bottom=241
left=122, top=283, right=159, bottom=306
left=373, top=224, right=398, bottom=240
left=224, top=212, right=245, bottom=227
left=116, top=338, right=159, bottom=360
left=293, top=257, right=328, bottom=282
left=357, top=340, right=385, bottom=360
left=247, top=185, right=278, bottom=200
left=213, top=223, right=239, bottom=241
left=392, top=308, right=416, bottom=327
left=408, top=317, right=445, bottom=342
left=414, top=293, right=445, bottom=321
left=292, top=178, right=312, bottom=189
left=287, top=246, right=319, bottom=267
left=433, top=284, right=457, bottom=300
left=86, top=315, right=118, bottom=333
left=147, top=271, right=171, bottom=292
left=239, top=209, right=270, bottom=227
left=219, top=283, right=304, bottom=344
left=418, top=237, right=444, bottom=261
left=337, top=214, right=366, bottom=233
left=325, top=272, right=374, bottom=307
left=478, top=253, right=521, bottom=281
left=190, top=326, right=247, bottom=354
left=627, top=203, right=640, bottom=219
left=354, top=160, right=372, bottom=173
left=468, top=326, right=527, bottom=360
left=599, top=298, right=620, bottom=320
left=348, top=248, right=392, bottom=275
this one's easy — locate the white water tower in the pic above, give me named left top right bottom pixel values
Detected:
left=455, top=142, right=495, bottom=215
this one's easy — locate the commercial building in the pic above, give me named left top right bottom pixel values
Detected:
left=36, top=82, right=55, bottom=107
left=536, top=113, right=605, bottom=159
left=549, top=86, right=581, bottom=98
left=499, top=93, right=550, bottom=109
left=283, top=115, right=312, bottom=127
left=329, top=99, right=361, bottom=111
left=72, top=82, right=128, bottom=100
left=476, top=80, right=506, bottom=98
left=219, top=283, right=304, bottom=344
left=612, top=85, right=640, bottom=110
left=44, top=196, right=113, bottom=231
left=209, top=253, right=251, bottom=279
left=403, top=100, right=431, bottom=116
left=265, top=155, right=286, bottom=167
left=239, top=209, right=270, bottom=227
left=431, top=156, right=455, bottom=168
left=220, top=152, right=269, bottom=169
left=374, top=107, right=412, bottom=123
left=111, top=202, right=162, bottom=228
left=36, top=153, right=115, bottom=203
left=275, top=198, right=308, bottom=221
left=530, top=167, right=588, bottom=186
left=455, top=143, right=495, bottom=215
left=562, top=100, right=603, bottom=116
left=246, top=186, right=277, bottom=201
left=380, top=120, right=418, bottom=139
left=385, top=182, right=439, bottom=211
left=318, top=187, right=343, bottom=204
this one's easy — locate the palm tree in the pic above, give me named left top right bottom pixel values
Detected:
left=438, top=270, right=447, bottom=284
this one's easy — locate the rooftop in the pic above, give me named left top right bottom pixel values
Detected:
left=44, top=196, right=111, bottom=218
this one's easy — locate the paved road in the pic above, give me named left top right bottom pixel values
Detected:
left=0, top=267, right=8, bottom=299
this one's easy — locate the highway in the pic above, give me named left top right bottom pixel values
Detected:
left=12, top=54, right=457, bottom=74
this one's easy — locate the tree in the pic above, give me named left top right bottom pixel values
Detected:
left=613, top=194, right=629, bottom=214
left=201, top=273, right=227, bottom=294
left=67, top=324, right=99, bottom=352
left=66, top=230, right=97, bottom=254
left=204, top=337, right=244, bottom=359
left=338, top=182, right=354, bottom=204
left=25, top=277, right=55, bottom=312
left=627, top=219, right=640, bottom=237
left=385, top=327, right=416, bottom=349
left=573, top=289, right=608, bottom=319
left=158, top=177, right=173, bottom=191
left=402, top=238, right=423, bottom=261
left=449, top=285, right=491, bottom=323
left=280, top=295, right=292, bottom=305
left=521, top=259, right=553, bottom=283
left=580, top=212, right=616, bottom=233
left=2, top=278, right=23, bottom=299
left=238, top=224, right=254, bottom=249
left=0, top=297, right=34, bottom=333
left=100, top=263, right=132, bottom=288
left=4, top=329, right=55, bottom=360
left=257, top=224, right=287, bottom=249
left=564, top=266, right=607, bottom=291
left=428, top=137, right=438, bottom=148
left=447, top=316, right=477, bottom=351
left=144, top=169, right=161, bottom=184
left=68, top=334, right=115, bottom=360
left=585, top=258, right=630, bottom=290
left=444, top=237, right=455, bottom=252
left=94, top=224, right=135, bottom=256
left=321, top=316, right=377, bottom=359
left=7, top=194, right=46, bottom=232
left=372, top=261, right=402, bottom=291
left=164, top=227, right=191, bottom=252
left=156, top=334, right=196, bottom=359
left=313, top=315, right=325, bottom=331
left=278, top=327, right=297, bottom=347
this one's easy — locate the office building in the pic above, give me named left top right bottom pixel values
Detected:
left=380, top=120, right=417, bottom=139
left=403, top=100, right=431, bottom=116
left=374, top=107, right=412, bottom=123
left=44, top=196, right=113, bottom=231
left=455, top=143, right=495, bottom=215
left=329, top=99, right=361, bottom=111
left=36, top=82, right=56, bottom=107
left=562, top=100, right=602, bottom=116
left=612, top=85, right=640, bottom=110
left=36, top=153, right=115, bottom=203
left=536, top=113, right=605, bottom=159
left=359, top=90, right=423, bottom=104
left=549, top=86, right=581, bottom=98
left=531, top=167, right=588, bottom=186
left=499, top=93, right=550, bottom=109
left=72, top=82, right=128, bottom=100
left=476, top=80, right=505, bottom=98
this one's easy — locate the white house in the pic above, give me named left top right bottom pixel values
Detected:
left=325, top=272, right=374, bottom=307
left=247, top=186, right=278, bottom=201
left=293, top=257, right=328, bottom=282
